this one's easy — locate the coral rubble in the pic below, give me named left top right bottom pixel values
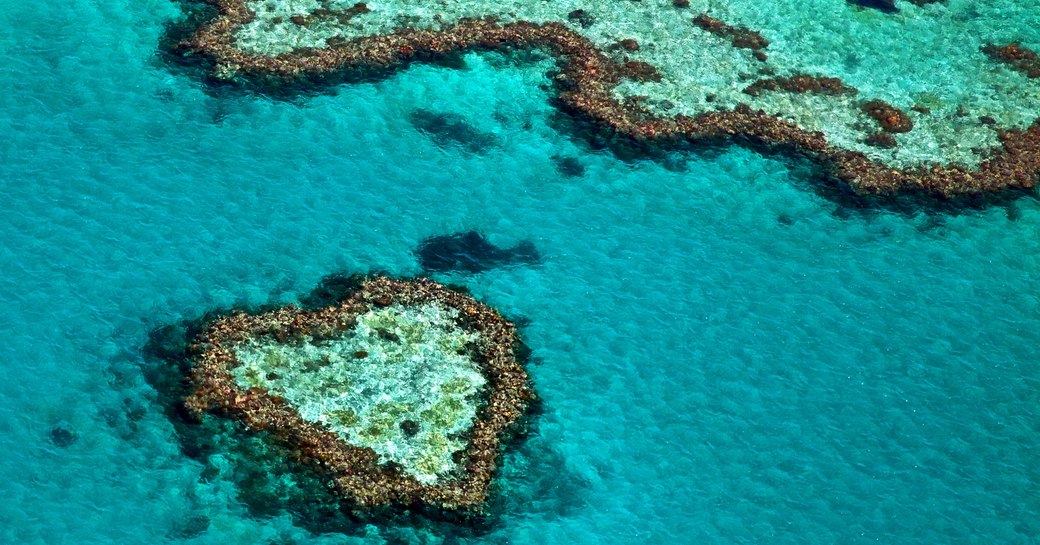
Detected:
left=170, top=0, right=1040, bottom=198
left=183, top=275, right=535, bottom=513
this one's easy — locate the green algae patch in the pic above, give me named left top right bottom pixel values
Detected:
left=184, top=276, right=535, bottom=513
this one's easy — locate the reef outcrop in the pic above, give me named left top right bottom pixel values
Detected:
left=691, top=13, right=769, bottom=61
left=983, top=43, right=1040, bottom=79
left=182, top=275, right=535, bottom=514
left=170, top=0, right=1040, bottom=199
left=862, top=100, right=914, bottom=133
left=742, top=75, right=857, bottom=97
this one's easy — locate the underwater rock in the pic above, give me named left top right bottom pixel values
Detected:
left=409, top=109, right=498, bottom=153
left=182, top=275, right=536, bottom=514
left=416, top=231, right=541, bottom=273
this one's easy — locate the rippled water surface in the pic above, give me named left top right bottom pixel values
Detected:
left=1, top=1, right=1039, bottom=544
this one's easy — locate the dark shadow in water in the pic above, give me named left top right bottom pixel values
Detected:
left=552, top=154, right=586, bottom=177
left=847, top=0, right=899, bottom=13
left=416, top=231, right=541, bottom=274
left=166, top=514, right=211, bottom=540
left=409, top=109, right=499, bottom=154
left=486, top=427, right=593, bottom=523
left=158, top=0, right=1035, bottom=217
left=140, top=273, right=575, bottom=540
left=48, top=423, right=78, bottom=448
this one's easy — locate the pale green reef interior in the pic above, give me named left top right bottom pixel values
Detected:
left=229, top=0, right=1040, bottom=169
left=230, top=303, right=486, bottom=485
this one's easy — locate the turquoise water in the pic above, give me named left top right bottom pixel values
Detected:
left=2, top=1, right=1039, bottom=544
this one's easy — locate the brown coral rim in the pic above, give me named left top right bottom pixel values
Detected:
left=175, top=1, right=1040, bottom=198
left=183, top=275, right=535, bottom=513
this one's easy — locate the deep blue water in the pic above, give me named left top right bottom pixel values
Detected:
left=2, top=1, right=1039, bottom=544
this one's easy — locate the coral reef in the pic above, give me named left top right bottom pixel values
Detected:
left=169, top=0, right=1040, bottom=198
left=182, top=275, right=535, bottom=513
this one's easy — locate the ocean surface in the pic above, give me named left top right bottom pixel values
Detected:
left=2, top=1, right=1039, bottom=544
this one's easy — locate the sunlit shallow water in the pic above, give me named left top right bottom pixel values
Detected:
left=1, top=1, right=1038, bottom=544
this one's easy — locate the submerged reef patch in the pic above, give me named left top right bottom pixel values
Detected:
left=48, top=423, right=78, bottom=448
left=181, top=275, right=535, bottom=514
left=169, top=0, right=1040, bottom=198
left=847, top=0, right=899, bottom=13
left=409, top=109, right=499, bottom=153
left=846, top=0, right=946, bottom=12
left=416, top=231, right=541, bottom=274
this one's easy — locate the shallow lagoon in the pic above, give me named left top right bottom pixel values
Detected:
left=1, top=0, right=1039, bottom=544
